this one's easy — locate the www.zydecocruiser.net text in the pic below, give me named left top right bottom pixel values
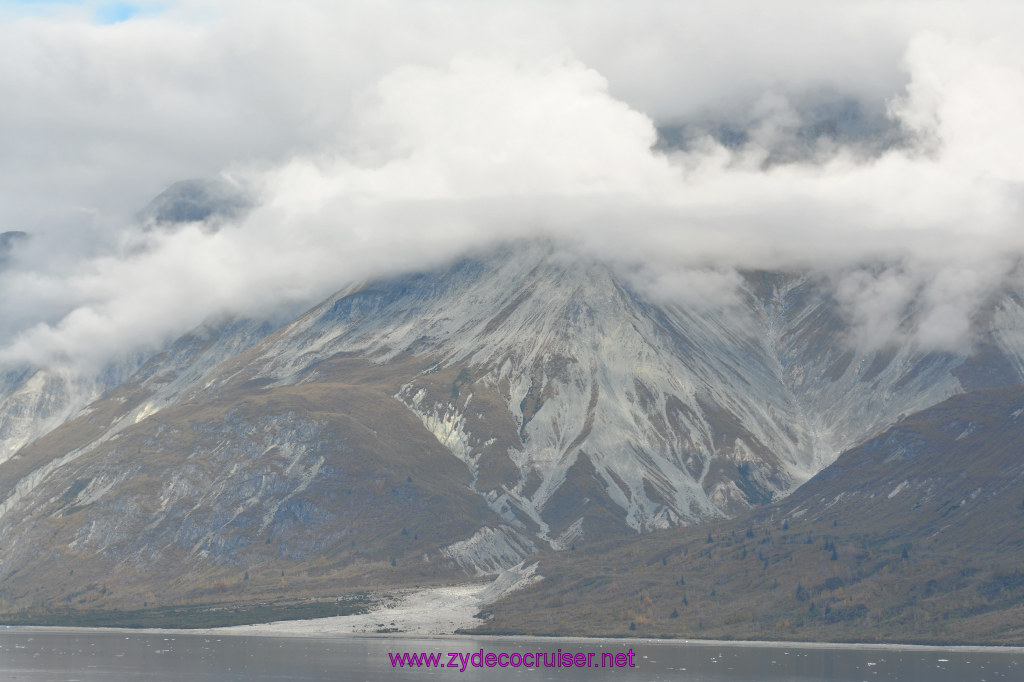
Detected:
left=389, top=648, right=637, bottom=671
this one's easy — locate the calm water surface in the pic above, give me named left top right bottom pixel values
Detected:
left=1, top=628, right=1020, bottom=681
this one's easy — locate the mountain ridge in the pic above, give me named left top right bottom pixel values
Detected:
left=1, top=240, right=1023, bottom=625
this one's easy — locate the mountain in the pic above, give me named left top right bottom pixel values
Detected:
left=476, top=385, right=1024, bottom=644
left=0, top=359, right=143, bottom=467
left=0, top=231, right=27, bottom=266
left=1, top=239, right=1023, bottom=623
left=0, top=177, right=264, bottom=467
left=245, top=244, right=1024, bottom=537
left=139, top=178, right=252, bottom=230
left=0, top=314, right=279, bottom=465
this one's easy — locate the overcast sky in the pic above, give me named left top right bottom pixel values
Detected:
left=2, top=0, right=1023, bottom=373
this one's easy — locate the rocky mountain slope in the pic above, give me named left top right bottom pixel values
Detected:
left=1, top=240, right=1024, bottom=618
left=477, top=384, right=1024, bottom=644
left=239, top=243, right=1024, bottom=541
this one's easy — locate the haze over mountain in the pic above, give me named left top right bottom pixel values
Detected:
left=1, top=0, right=1023, bottom=643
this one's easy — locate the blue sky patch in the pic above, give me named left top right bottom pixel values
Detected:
left=2, top=1, right=147, bottom=24
left=95, top=3, right=139, bottom=24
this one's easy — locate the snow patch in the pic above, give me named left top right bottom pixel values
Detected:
left=133, top=402, right=160, bottom=424
left=955, top=423, right=977, bottom=440
left=549, top=517, right=584, bottom=550
left=398, top=384, right=479, bottom=469
left=72, top=471, right=131, bottom=507
left=440, top=525, right=538, bottom=575
left=888, top=480, right=909, bottom=499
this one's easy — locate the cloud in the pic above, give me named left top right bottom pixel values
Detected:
left=1, top=0, right=1024, bottom=375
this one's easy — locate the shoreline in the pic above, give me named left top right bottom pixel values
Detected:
left=4, top=571, right=1022, bottom=654
left=4, top=624, right=1023, bottom=654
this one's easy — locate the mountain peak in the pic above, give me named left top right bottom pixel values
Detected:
left=3, top=241, right=1024, bottom=615
left=232, top=242, right=1020, bottom=541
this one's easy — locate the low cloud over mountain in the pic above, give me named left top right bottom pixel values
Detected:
left=2, top=0, right=1023, bottom=395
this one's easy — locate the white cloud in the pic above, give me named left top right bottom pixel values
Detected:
left=2, top=0, right=1024, bottom=374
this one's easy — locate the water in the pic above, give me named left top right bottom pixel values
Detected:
left=0, top=628, right=1021, bottom=681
